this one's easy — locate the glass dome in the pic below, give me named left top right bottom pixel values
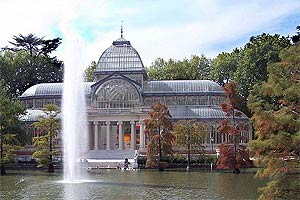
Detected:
left=96, top=37, right=145, bottom=72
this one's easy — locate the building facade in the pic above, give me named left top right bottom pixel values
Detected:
left=19, top=35, right=252, bottom=153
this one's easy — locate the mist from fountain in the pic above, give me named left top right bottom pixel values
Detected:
left=61, top=32, right=89, bottom=182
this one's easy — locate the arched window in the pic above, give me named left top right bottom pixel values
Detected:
left=94, top=79, right=140, bottom=109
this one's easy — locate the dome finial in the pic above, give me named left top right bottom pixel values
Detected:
left=121, top=20, right=124, bottom=38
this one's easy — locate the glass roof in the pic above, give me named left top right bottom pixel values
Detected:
left=19, top=109, right=46, bottom=122
left=96, top=37, right=145, bottom=72
left=20, top=82, right=94, bottom=97
left=144, top=80, right=224, bottom=93
left=20, top=106, right=248, bottom=122
left=20, top=79, right=224, bottom=98
left=19, top=109, right=61, bottom=122
left=169, top=106, right=249, bottom=120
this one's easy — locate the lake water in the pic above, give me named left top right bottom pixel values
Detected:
left=0, top=169, right=265, bottom=200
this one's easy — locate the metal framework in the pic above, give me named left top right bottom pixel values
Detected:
left=94, top=78, right=140, bottom=108
left=96, top=38, right=144, bottom=72
left=18, top=34, right=253, bottom=147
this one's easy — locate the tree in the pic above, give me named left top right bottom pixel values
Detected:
left=217, top=81, right=253, bottom=173
left=192, top=54, right=211, bottom=80
left=216, top=143, right=253, bottom=171
left=234, top=33, right=291, bottom=112
left=0, top=34, right=63, bottom=97
left=146, top=58, right=166, bottom=80
left=291, top=25, right=300, bottom=44
left=173, top=120, right=206, bottom=171
left=147, top=55, right=212, bottom=80
left=84, top=61, right=97, bottom=82
left=144, top=102, right=175, bottom=169
left=32, top=104, right=61, bottom=172
left=210, top=49, right=240, bottom=87
left=0, top=81, right=25, bottom=175
left=248, top=43, right=300, bottom=199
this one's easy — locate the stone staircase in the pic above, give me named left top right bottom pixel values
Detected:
left=83, top=150, right=137, bottom=168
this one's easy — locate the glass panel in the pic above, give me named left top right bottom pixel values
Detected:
left=94, top=79, right=140, bottom=108
left=96, top=40, right=144, bottom=72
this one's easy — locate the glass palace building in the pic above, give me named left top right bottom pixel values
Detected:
left=19, top=34, right=252, bottom=154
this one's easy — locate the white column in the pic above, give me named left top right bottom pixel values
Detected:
left=106, top=121, right=111, bottom=150
left=118, top=121, right=124, bottom=150
left=130, top=121, right=136, bottom=150
left=93, top=121, right=99, bottom=150
left=139, top=121, right=145, bottom=150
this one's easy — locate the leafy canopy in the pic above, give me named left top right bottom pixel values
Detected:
left=248, top=43, right=300, bottom=199
left=144, top=102, right=175, bottom=168
left=84, top=61, right=97, bottom=82
left=0, top=34, right=63, bottom=97
left=173, top=120, right=206, bottom=152
left=32, top=104, right=61, bottom=169
left=217, top=81, right=253, bottom=170
left=147, top=55, right=212, bottom=80
left=0, top=81, right=25, bottom=174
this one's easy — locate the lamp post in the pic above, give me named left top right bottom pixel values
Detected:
left=211, top=137, right=214, bottom=154
left=186, top=132, right=191, bottom=172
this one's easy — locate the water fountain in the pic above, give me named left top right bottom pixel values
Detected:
left=61, top=32, right=88, bottom=182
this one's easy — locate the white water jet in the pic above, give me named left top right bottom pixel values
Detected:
left=61, top=30, right=88, bottom=182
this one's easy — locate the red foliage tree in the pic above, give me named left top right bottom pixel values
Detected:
left=216, top=81, right=253, bottom=173
left=144, top=102, right=175, bottom=169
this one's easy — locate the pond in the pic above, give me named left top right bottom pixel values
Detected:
left=0, top=169, right=265, bottom=200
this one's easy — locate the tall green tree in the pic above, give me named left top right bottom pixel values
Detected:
left=0, top=34, right=63, bottom=97
left=173, top=120, right=206, bottom=170
left=210, top=49, right=240, bottom=87
left=144, top=102, right=175, bottom=169
left=33, top=104, right=61, bottom=173
left=84, top=61, right=97, bottom=82
left=0, top=81, right=25, bottom=175
left=248, top=43, right=300, bottom=199
left=193, top=54, right=211, bottom=80
left=234, top=33, right=291, bottom=101
left=147, top=55, right=212, bottom=80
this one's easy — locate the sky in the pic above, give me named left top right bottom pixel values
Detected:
left=1, top=0, right=300, bottom=68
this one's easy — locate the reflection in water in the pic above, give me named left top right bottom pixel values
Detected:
left=1, top=170, right=265, bottom=200
left=64, top=182, right=91, bottom=200
left=216, top=171, right=265, bottom=200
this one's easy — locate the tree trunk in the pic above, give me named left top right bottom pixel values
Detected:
left=158, top=162, right=165, bottom=171
left=158, top=128, right=162, bottom=162
left=233, top=168, right=240, bottom=174
left=48, top=128, right=54, bottom=173
left=232, top=110, right=239, bottom=174
left=0, top=132, right=5, bottom=175
left=1, top=165, right=6, bottom=175
left=48, top=163, right=54, bottom=173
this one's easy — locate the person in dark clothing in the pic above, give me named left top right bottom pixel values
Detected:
left=124, top=158, right=130, bottom=169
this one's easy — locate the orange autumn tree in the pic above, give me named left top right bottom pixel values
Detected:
left=248, top=43, right=300, bottom=199
left=144, top=102, right=175, bottom=169
left=216, top=81, right=253, bottom=173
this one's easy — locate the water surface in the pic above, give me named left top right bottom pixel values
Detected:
left=0, top=169, right=265, bottom=200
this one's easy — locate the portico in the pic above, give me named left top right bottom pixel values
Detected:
left=88, top=118, right=146, bottom=151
